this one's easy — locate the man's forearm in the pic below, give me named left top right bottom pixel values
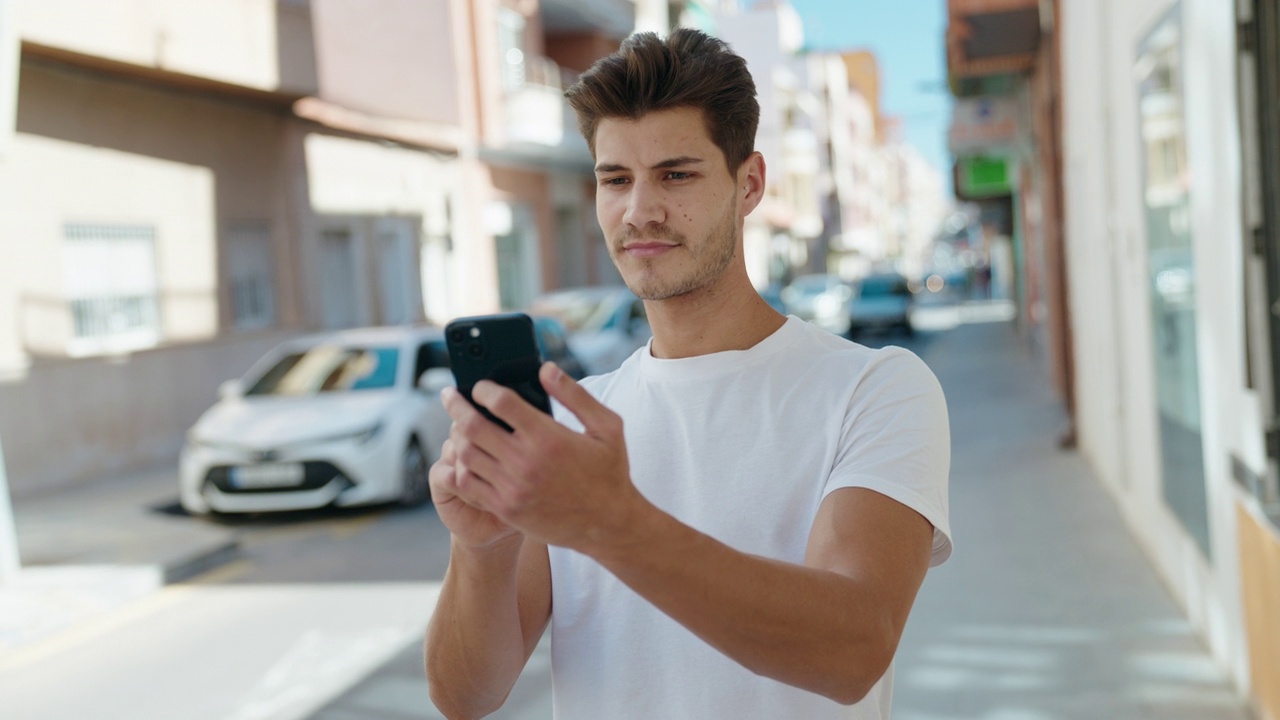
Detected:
left=425, top=538, right=529, bottom=719
left=587, top=506, right=906, bottom=705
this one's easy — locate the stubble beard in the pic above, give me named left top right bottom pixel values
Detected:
left=609, top=203, right=739, bottom=302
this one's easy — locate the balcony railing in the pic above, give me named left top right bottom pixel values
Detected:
left=504, top=55, right=565, bottom=147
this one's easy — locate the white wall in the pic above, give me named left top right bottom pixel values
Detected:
left=1061, top=0, right=1255, bottom=690
left=18, top=0, right=317, bottom=94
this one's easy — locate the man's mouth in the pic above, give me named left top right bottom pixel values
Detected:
left=621, top=242, right=678, bottom=258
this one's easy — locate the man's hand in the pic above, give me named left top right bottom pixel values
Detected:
left=428, top=436, right=521, bottom=551
left=442, top=362, right=645, bottom=552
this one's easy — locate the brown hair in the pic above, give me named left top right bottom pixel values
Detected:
left=565, top=28, right=760, bottom=172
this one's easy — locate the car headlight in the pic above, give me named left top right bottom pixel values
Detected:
left=186, top=431, right=234, bottom=451
left=320, top=422, right=384, bottom=446
left=353, top=422, right=383, bottom=445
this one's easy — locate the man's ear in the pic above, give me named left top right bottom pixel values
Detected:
left=738, top=152, right=766, bottom=217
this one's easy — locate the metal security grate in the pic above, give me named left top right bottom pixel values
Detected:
left=63, top=224, right=161, bottom=354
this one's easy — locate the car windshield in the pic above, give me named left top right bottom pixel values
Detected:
left=246, top=345, right=400, bottom=396
left=859, top=276, right=910, bottom=298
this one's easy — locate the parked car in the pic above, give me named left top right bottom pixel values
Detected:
left=528, top=286, right=650, bottom=375
left=179, top=325, right=454, bottom=516
left=781, top=274, right=854, bottom=336
left=848, top=272, right=915, bottom=337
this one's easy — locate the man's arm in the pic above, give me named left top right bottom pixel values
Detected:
left=450, top=363, right=937, bottom=706
left=423, top=437, right=552, bottom=719
left=593, top=485, right=933, bottom=705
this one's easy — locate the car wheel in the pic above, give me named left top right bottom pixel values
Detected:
left=399, top=439, right=431, bottom=507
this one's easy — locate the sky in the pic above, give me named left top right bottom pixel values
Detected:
left=786, top=0, right=952, bottom=184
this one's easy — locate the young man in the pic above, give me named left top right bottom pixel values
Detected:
left=425, top=29, right=951, bottom=719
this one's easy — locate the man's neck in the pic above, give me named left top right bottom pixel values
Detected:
left=643, top=275, right=786, bottom=360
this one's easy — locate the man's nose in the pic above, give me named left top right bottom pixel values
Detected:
left=622, top=181, right=665, bottom=229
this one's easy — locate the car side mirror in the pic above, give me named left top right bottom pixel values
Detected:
left=218, top=379, right=244, bottom=400
left=418, top=367, right=454, bottom=394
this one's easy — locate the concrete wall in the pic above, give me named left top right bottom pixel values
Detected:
left=4, top=60, right=298, bottom=363
left=1061, top=0, right=1265, bottom=703
left=0, top=330, right=295, bottom=499
left=310, top=0, right=460, bottom=124
left=17, top=0, right=317, bottom=94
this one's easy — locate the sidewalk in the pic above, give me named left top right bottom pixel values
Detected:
left=890, top=317, right=1252, bottom=720
left=0, top=466, right=238, bottom=653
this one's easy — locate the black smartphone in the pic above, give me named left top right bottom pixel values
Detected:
left=444, top=313, right=552, bottom=431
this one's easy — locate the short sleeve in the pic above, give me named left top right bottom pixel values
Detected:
left=824, top=348, right=952, bottom=566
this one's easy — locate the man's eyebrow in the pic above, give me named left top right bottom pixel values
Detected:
left=594, top=156, right=706, bottom=174
left=652, top=156, right=704, bottom=170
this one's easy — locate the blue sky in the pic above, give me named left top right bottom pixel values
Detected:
left=787, top=0, right=952, bottom=183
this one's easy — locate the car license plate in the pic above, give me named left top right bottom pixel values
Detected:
left=230, top=463, right=305, bottom=489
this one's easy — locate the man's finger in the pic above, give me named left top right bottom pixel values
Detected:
left=471, top=378, right=554, bottom=436
left=539, top=362, right=620, bottom=439
left=443, top=386, right=519, bottom=457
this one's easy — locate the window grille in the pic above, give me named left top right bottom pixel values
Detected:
left=63, top=224, right=161, bottom=355
left=226, top=221, right=277, bottom=330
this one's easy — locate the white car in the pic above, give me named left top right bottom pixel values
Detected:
left=529, top=286, right=650, bottom=375
left=782, top=274, right=854, bottom=336
left=180, top=326, right=454, bottom=516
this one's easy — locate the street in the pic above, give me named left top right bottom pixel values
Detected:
left=0, top=306, right=1253, bottom=720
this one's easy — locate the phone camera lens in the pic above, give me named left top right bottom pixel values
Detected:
left=449, top=328, right=466, bottom=344
left=468, top=343, right=484, bottom=358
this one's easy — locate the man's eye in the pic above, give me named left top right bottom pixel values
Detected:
left=602, top=177, right=629, bottom=186
left=666, top=172, right=692, bottom=181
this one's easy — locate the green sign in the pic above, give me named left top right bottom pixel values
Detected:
left=959, top=155, right=1013, bottom=198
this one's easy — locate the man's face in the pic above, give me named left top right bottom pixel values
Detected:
left=593, top=107, right=743, bottom=301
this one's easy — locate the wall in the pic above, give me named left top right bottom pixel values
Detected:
left=0, top=330, right=295, bottom=498
left=17, top=0, right=317, bottom=95
left=5, top=60, right=297, bottom=361
left=310, top=0, right=460, bottom=125
left=0, top=58, right=308, bottom=495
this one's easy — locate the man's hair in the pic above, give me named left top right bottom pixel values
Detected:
left=565, top=28, right=760, bottom=172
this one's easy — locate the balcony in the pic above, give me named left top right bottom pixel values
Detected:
left=946, top=0, right=1041, bottom=85
left=504, top=55, right=566, bottom=147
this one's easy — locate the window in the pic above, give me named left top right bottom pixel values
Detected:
left=320, top=228, right=359, bottom=329
left=1136, top=3, right=1211, bottom=558
left=63, top=224, right=161, bottom=355
left=225, top=221, right=277, bottom=330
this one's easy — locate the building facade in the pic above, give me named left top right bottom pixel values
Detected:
left=950, top=0, right=1280, bottom=716
left=0, top=0, right=629, bottom=498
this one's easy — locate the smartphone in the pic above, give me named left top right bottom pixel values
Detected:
left=444, top=313, right=552, bottom=431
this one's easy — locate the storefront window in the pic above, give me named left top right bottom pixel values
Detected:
left=1135, top=3, right=1211, bottom=558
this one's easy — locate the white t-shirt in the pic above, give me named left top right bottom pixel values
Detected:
left=548, top=316, right=952, bottom=720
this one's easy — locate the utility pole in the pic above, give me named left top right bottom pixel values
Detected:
left=0, top=0, right=22, bottom=584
